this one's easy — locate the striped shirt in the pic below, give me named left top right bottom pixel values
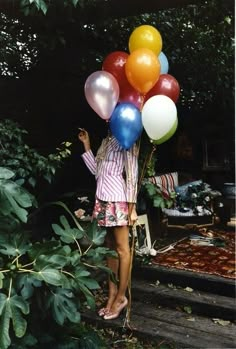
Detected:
left=81, top=136, right=138, bottom=203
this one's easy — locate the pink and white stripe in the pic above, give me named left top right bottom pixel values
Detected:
left=81, top=136, right=138, bottom=203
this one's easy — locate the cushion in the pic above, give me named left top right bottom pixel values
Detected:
left=175, top=180, right=203, bottom=200
left=162, top=207, right=212, bottom=217
left=150, top=172, right=178, bottom=197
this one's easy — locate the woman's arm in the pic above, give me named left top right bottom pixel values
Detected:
left=78, top=129, right=97, bottom=175
left=78, top=128, right=91, bottom=152
left=123, top=143, right=139, bottom=203
left=123, top=143, right=139, bottom=225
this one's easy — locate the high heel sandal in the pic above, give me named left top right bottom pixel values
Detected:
left=97, top=307, right=109, bottom=317
left=103, top=297, right=128, bottom=320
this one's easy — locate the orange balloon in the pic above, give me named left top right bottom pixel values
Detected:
left=125, top=48, right=161, bottom=94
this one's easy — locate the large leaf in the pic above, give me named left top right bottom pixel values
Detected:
left=70, top=250, right=81, bottom=267
left=52, top=215, right=84, bottom=244
left=17, top=274, right=42, bottom=299
left=0, top=294, right=29, bottom=349
left=77, top=283, right=95, bottom=310
left=0, top=232, right=31, bottom=256
left=0, top=294, right=11, bottom=349
left=28, top=240, right=61, bottom=260
left=0, top=167, right=15, bottom=180
left=34, top=267, right=63, bottom=286
left=11, top=296, right=29, bottom=338
left=74, top=267, right=99, bottom=309
left=0, top=179, right=35, bottom=223
left=46, top=288, right=80, bottom=325
left=35, top=254, right=69, bottom=269
left=85, top=220, right=107, bottom=245
left=86, top=247, right=117, bottom=263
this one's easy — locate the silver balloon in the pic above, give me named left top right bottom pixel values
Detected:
left=84, top=71, right=119, bottom=120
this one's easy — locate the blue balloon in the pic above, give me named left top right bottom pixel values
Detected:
left=110, top=103, right=143, bottom=149
left=158, top=51, right=169, bottom=74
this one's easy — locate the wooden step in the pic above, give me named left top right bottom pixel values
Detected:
left=132, top=264, right=235, bottom=297
left=131, top=278, right=236, bottom=321
left=82, top=300, right=236, bottom=348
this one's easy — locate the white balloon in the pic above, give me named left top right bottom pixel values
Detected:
left=141, top=95, right=177, bottom=141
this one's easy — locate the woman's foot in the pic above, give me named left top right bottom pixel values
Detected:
left=103, top=297, right=128, bottom=320
left=98, top=307, right=109, bottom=317
left=97, top=293, right=117, bottom=317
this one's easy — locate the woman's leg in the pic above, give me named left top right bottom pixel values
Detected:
left=98, top=228, right=118, bottom=315
left=103, top=225, right=130, bottom=318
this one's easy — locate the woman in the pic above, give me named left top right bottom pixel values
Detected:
left=78, top=128, right=138, bottom=320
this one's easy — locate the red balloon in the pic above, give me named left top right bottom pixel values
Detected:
left=119, top=79, right=144, bottom=110
left=102, top=51, right=129, bottom=88
left=145, top=74, right=180, bottom=103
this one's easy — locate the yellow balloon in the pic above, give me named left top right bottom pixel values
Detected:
left=129, top=25, right=163, bottom=56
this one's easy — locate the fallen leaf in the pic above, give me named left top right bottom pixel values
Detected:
left=212, top=318, right=231, bottom=326
left=183, top=306, right=192, bottom=314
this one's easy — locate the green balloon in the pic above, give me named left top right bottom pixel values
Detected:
left=153, top=117, right=178, bottom=145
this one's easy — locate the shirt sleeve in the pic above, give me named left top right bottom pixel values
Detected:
left=81, top=149, right=97, bottom=175
left=123, top=144, right=138, bottom=203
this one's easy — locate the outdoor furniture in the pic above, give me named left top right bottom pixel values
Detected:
left=146, top=172, right=222, bottom=236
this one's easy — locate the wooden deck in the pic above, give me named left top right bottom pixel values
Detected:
left=82, top=263, right=236, bottom=348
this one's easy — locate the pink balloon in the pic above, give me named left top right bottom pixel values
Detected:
left=84, top=71, right=119, bottom=120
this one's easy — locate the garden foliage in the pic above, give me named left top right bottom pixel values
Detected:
left=0, top=121, right=115, bottom=348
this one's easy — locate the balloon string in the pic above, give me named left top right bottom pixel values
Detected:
left=140, top=94, right=145, bottom=111
left=124, top=141, right=156, bottom=329
left=124, top=224, right=136, bottom=330
left=138, top=143, right=157, bottom=194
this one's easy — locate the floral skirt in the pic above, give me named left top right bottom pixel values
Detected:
left=92, top=198, right=128, bottom=227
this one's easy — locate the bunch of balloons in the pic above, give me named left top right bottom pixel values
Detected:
left=84, top=24, right=180, bottom=149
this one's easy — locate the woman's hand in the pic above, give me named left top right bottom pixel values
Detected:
left=78, top=128, right=90, bottom=151
left=128, top=204, right=138, bottom=226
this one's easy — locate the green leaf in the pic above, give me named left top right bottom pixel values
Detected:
left=77, top=283, right=95, bottom=310
left=86, top=247, right=117, bottom=263
left=11, top=298, right=28, bottom=338
left=17, top=274, right=42, bottom=299
left=74, top=268, right=99, bottom=308
left=0, top=167, right=15, bottom=180
left=0, top=179, right=35, bottom=223
left=70, top=250, right=81, bottom=267
left=0, top=232, right=31, bottom=256
left=183, top=306, right=192, bottom=314
left=28, top=240, right=61, bottom=260
left=46, top=288, right=80, bottom=325
left=96, top=265, right=118, bottom=285
left=36, top=254, right=68, bottom=269
left=71, top=0, right=79, bottom=7
left=38, top=0, right=48, bottom=15
left=75, top=267, right=100, bottom=290
left=52, top=215, right=84, bottom=244
left=153, top=196, right=164, bottom=207
left=0, top=294, right=29, bottom=348
left=0, top=293, right=7, bottom=315
left=85, top=220, right=107, bottom=245
left=34, top=267, right=63, bottom=286
left=0, top=295, right=11, bottom=349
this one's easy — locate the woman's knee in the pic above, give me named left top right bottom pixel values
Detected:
left=116, top=245, right=130, bottom=259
